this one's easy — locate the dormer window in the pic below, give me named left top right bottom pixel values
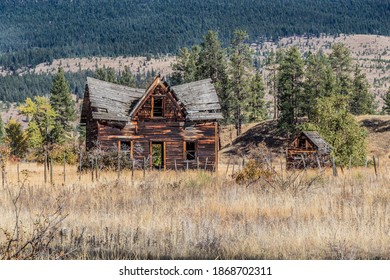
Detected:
left=153, top=96, right=164, bottom=117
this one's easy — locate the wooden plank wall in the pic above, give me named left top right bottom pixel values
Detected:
left=95, top=121, right=218, bottom=171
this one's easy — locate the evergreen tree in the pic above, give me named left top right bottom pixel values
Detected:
left=277, top=46, right=305, bottom=133
left=246, top=72, right=267, bottom=122
left=95, top=67, right=117, bottom=83
left=228, top=29, right=254, bottom=136
left=196, top=31, right=230, bottom=121
left=384, top=87, right=390, bottom=114
left=49, top=68, right=76, bottom=133
left=303, top=51, right=336, bottom=119
left=118, top=66, right=136, bottom=87
left=350, top=65, right=375, bottom=115
left=0, top=117, right=4, bottom=144
left=171, top=46, right=201, bottom=85
left=4, top=118, right=28, bottom=158
left=329, top=43, right=353, bottom=96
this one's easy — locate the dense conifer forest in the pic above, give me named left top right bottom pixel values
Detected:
left=0, top=0, right=390, bottom=70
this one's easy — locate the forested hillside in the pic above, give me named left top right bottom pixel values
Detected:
left=1, top=0, right=390, bottom=70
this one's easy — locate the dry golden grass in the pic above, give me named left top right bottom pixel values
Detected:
left=1, top=158, right=390, bottom=260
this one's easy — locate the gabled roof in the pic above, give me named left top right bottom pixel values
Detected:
left=301, top=131, right=332, bottom=154
left=84, top=77, right=144, bottom=122
left=82, top=76, right=222, bottom=122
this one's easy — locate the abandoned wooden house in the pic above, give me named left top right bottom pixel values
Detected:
left=80, top=76, right=222, bottom=171
left=286, top=131, right=332, bottom=169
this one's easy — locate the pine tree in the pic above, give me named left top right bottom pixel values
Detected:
left=350, top=65, right=375, bottom=115
left=303, top=51, right=336, bottom=119
left=196, top=31, right=230, bottom=121
left=49, top=68, right=76, bottom=133
left=329, top=43, right=353, bottom=96
left=0, top=117, right=4, bottom=144
left=118, top=66, right=136, bottom=87
left=384, top=87, right=390, bottom=114
left=171, top=46, right=201, bottom=85
left=228, top=29, right=254, bottom=136
left=246, top=72, right=267, bottom=122
left=277, top=46, right=305, bottom=133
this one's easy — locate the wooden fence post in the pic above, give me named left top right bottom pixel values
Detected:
left=204, top=157, right=208, bottom=170
left=315, top=154, right=322, bottom=172
left=331, top=156, right=338, bottom=177
left=143, top=157, right=146, bottom=179
left=174, top=159, right=177, bottom=172
left=131, top=159, right=135, bottom=181
left=117, top=152, right=121, bottom=180
left=79, top=151, right=82, bottom=181
left=63, top=153, right=66, bottom=183
left=197, top=157, right=200, bottom=170
left=44, top=151, right=47, bottom=184
left=50, top=158, right=53, bottom=186
left=17, top=163, right=20, bottom=187
left=225, top=158, right=231, bottom=177
left=91, top=159, right=94, bottom=182
left=95, top=158, right=98, bottom=181
left=373, top=155, right=378, bottom=177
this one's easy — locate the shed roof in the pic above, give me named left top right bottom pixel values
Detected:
left=301, top=131, right=332, bottom=154
left=83, top=76, right=222, bottom=122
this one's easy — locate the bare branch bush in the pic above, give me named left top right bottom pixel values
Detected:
left=234, top=143, right=324, bottom=195
left=0, top=180, right=69, bottom=260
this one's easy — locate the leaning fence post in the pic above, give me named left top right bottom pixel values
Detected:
left=226, top=158, right=231, bottom=177
left=174, top=159, right=177, bottom=172
left=315, top=154, right=322, bottom=172
left=186, top=160, right=189, bottom=171
left=373, top=155, right=378, bottom=177
left=204, top=157, right=208, bottom=170
left=232, top=158, right=235, bottom=174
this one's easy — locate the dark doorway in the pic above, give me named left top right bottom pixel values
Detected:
left=151, top=142, right=164, bottom=169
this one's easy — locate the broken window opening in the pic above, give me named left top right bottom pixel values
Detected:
left=186, top=142, right=196, bottom=161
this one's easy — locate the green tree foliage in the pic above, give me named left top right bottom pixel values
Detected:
left=19, top=97, right=59, bottom=151
left=303, top=95, right=368, bottom=166
left=228, top=30, right=257, bottom=135
left=4, top=118, right=28, bottom=158
left=118, top=66, right=137, bottom=87
left=49, top=68, right=76, bottom=133
left=384, top=88, right=390, bottom=114
left=277, top=46, right=305, bottom=132
left=171, top=46, right=201, bottom=84
left=303, top=51, right=335, bottom=118
left=246, top=72, right=267, bottom=122
left=350, top=65, right=375, bottom=115
left=329, top=43, right=353, bottom=97
left=0, top=117, right=4, bottom=144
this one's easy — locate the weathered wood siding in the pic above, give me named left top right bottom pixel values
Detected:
left=95, top=121, right=218, bottom=171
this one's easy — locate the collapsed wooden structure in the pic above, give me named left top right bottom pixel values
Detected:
left=80, top=76, right=222, bottom=171
left=286, top=131, right=332, bottom=169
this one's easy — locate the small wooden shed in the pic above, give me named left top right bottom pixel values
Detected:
left=286, top=131, right=332, bottom=169
left=80, top=76, right=222, bottom=171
